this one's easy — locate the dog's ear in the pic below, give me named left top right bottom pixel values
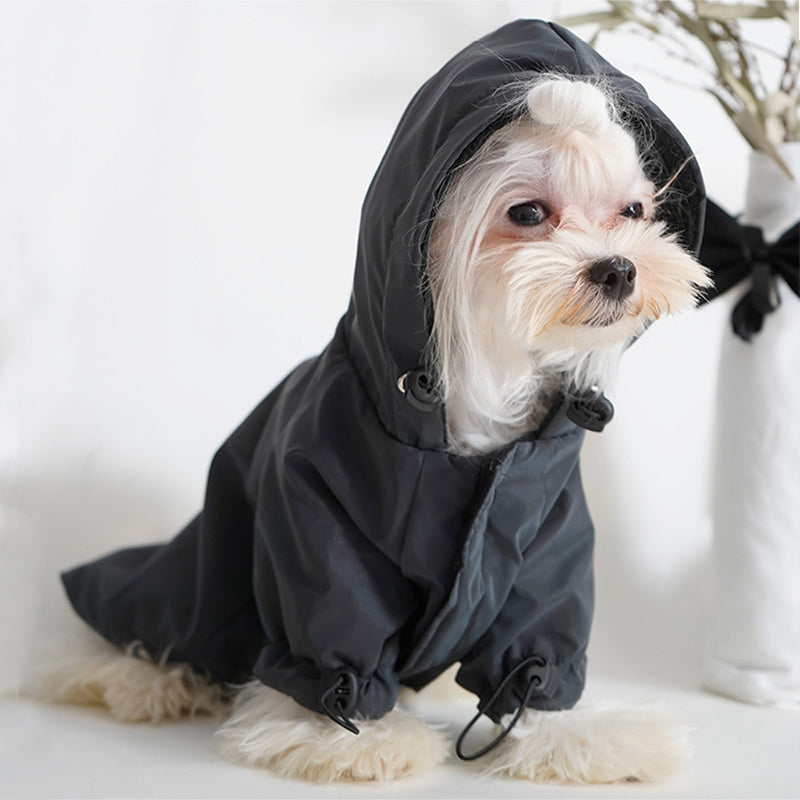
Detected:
left=526, top=80, right=612, bottom=137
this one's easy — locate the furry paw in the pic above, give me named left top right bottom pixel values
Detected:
left=31, top=643, right=226, bottom=722
left=478, top=705, right=691, bottom=784
left=216, top=681, right=449, bottom=782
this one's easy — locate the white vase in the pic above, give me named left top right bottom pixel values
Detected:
left=703, top=143, right=800, bottom=707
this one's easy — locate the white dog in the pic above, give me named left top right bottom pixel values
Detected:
left=38, top=22, right=711, bottom=787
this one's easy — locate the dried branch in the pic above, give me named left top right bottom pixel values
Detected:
left=558, top=0, right=799, bottom=177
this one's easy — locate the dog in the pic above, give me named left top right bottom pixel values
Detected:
left=38, top=21, right=711, bottom=786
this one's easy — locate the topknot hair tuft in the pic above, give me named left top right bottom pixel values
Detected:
left=526, top=79, right=612, bottom=137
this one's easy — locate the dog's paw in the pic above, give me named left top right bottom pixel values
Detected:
left=216, top=681, right=449, bottom=782
left=31, top=644, right=226, bottom=722
left=478, top=705, right=691, bottom=784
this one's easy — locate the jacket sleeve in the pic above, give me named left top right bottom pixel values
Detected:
left=249, top=432, right=420, bottom=722
left=455, top=462, right=595, bottom=720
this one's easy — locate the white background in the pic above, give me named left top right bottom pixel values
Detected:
left=1, top=2, right=796, bottom=797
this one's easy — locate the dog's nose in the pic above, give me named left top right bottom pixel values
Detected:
left=588, top=257, right=636, bottom=301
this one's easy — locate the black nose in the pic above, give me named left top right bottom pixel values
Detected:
left=588, top=257, right=636, bottom=301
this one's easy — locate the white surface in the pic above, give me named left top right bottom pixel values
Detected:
left=4, top=680, right=800, bottom=798
left=2, top=1, right=798, bottom=797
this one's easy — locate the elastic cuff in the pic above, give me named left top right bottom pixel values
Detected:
left=253, top=643, right=399, bottom=720
left=457, top=652, right=585, bottom=720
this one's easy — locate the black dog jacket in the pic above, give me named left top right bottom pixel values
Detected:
left=62, top=20, right=705, bottom=730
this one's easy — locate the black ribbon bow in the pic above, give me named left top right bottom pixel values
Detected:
left=699, top=199, right=799, bottom=342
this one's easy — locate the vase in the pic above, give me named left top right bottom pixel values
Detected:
left=703, top=142, right=800, bottom=706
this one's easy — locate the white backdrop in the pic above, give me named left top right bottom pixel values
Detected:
left=2, top=1, right=758, bottom=695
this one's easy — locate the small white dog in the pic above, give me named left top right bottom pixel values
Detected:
left=39, top=22, right=711, bottom=788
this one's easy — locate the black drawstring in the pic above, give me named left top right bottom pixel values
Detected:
left=319, top=668, right=360, bottom=735
left=455, top=656, right=551, bottom=761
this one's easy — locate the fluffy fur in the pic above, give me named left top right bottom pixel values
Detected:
left=34, top=641, right=226, bottom=723
left=479, top=705, right=692, bottom=784
left=37, top=78, right=709, bottom=784
left=427, top=78, right=710, bottom=453
left=216, top=681, right=450, bottom=782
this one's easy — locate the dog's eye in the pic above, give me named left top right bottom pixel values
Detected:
left=620, top=202, right=645, bottom=220
left=508, top=202, right=549, bottom=226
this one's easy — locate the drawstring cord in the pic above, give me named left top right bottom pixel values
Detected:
left=319, top=668, right=360, bottom=735
left=318, top=657, right=552, bottom=750
left=455, top=656, right=551, bottom=761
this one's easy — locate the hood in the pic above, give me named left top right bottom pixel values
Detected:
left=342, top=19, right=706, bottom=451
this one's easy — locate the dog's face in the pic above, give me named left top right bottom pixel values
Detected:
left=427, top=79, right=711, bottom=453
left=431, top=80, right=710, bottom=357
left=474, top=134, right=705, bottom=355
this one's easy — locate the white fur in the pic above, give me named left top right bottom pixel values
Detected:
left=427, top=78, right=711, bottom=454
left=40, top=78, right=704, bottom=785
left=216, top=681, right=449, bottom=783
left=32, top=642, right=226, bottom=722
left=527, top=79, right=613, bottom=136
left=478, top=706, right=691, bottom=784
left=37, top=646, right=691, bottom=785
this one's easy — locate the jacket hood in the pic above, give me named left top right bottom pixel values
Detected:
left=343, top=19, right=706, bottom=451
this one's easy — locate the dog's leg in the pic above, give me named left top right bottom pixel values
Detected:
left=216, top=680, right=450, bottom=782
left=31, top=641, right=227, bottom=722
left=477, top=705, right=691, bottom=784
